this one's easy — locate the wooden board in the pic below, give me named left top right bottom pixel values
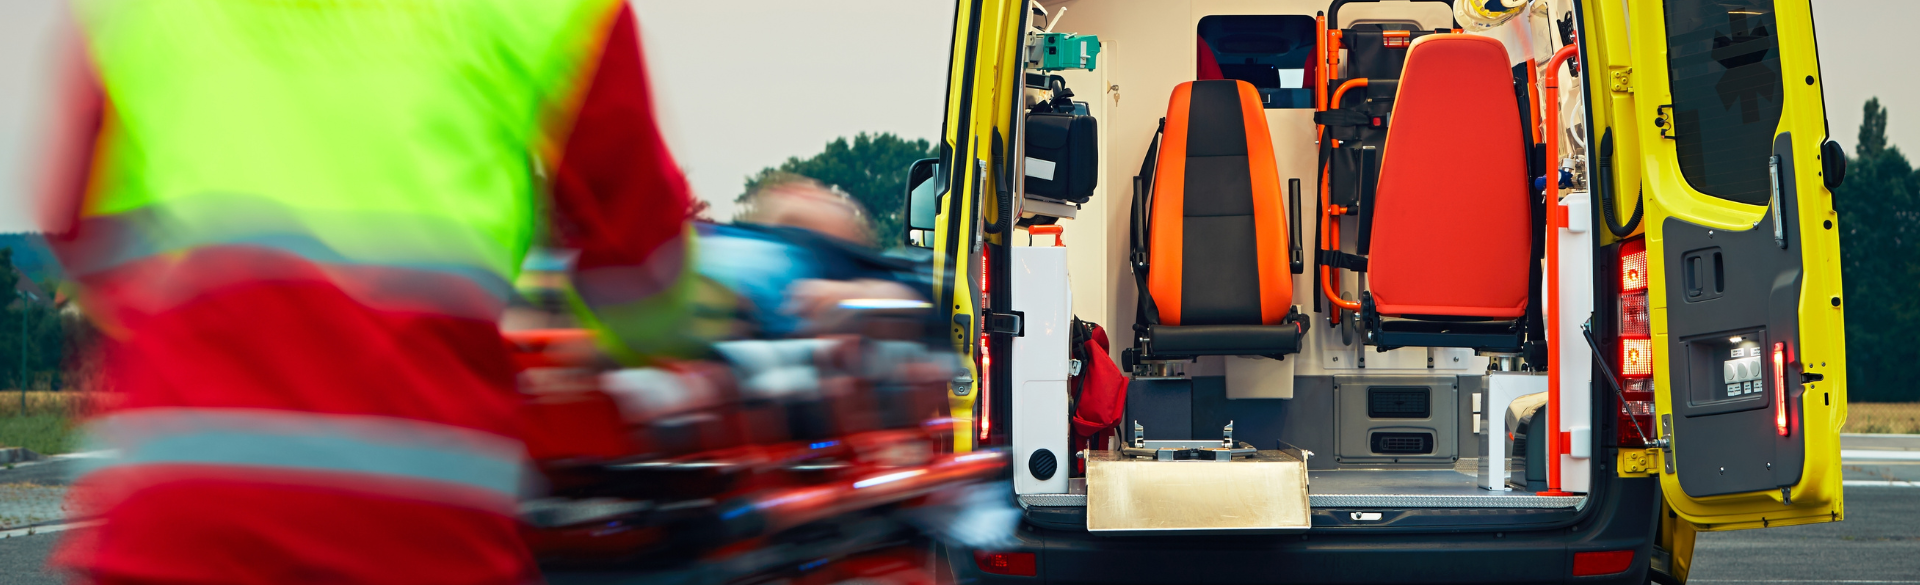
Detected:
left=1085, top=449, right=1311, bottom=533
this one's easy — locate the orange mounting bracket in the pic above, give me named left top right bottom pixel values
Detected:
left=1029, top=225, right=1065, bottom=247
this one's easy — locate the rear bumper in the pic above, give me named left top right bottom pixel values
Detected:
left=952, top=476, right=1659, bottom=585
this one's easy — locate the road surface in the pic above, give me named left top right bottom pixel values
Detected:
left=2, top=439, right=1916, bottom=584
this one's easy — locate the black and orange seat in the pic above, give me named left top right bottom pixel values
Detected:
left=1359, top=34, right=1532, bottom=351
left=1124, top=80, right=1307, bottom=369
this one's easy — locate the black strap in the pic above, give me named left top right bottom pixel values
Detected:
left=1354, top=146, right=1380, bottom=255
left=1317, top=249, right=1369, bottom=272
left=1130, top=118, right=1167, bottom=328
left=1311, top=126, right=1332, bottom=314
left=1313, top=108, right=1374, bottom=128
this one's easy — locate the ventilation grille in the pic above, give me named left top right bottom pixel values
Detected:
left=1370, top=432, right=1435, bottom=455
left=1368, top=387, right=1431, bottom=419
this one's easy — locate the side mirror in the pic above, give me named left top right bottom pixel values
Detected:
left=905, top=158, right=942, bottom=248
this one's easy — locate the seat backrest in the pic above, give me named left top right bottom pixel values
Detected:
left=1147, top=80, right=1292, bottom=326
left=1367, top=35, right=1531, bottom=319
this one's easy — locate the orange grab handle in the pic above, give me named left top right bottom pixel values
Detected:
left=1319, top=79, right=1369, bottom=313
left=1539, top=41, right=1582, bottom=498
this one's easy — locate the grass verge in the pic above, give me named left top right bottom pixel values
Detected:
left=0, top=391, right=110, bottom=456
left=0, top=413, right=78, bottom=456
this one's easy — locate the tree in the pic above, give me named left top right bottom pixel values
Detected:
left=0, top=246, right=97, bottom=391
left=739, top=133, right=939, bottom=247
left=1835, top=98, right=1920, bottom=402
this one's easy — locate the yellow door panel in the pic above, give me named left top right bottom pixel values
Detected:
left=1609, top=0, right=1845, bottom=532
left=936, top=0, right=1027, bottom=451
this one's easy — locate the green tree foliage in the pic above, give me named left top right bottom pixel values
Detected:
left=0, top=233, right=62, bottom=281
left=1, top=246, right=93, bottom=391
left=739, top=133, right=939, bottom=246
left=1836, top=98, right=1920, bottom=402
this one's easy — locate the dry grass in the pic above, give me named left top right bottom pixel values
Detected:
left=0, top=390, right=115, bottom=418
left=1845, top=402, right=1920, bottom=434
left=0, top=391, right=116, bottom=456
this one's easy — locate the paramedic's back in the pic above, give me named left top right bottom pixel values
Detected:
left=43, top=1, right=694, bottom=583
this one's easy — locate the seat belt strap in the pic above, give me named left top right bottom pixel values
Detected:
left=1130, top=118, right=1167, bottom=327
left=1317, top=249, right=1370, bottom=272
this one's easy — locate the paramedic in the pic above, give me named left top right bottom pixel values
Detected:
left=39, top=1, right=692, bottom=583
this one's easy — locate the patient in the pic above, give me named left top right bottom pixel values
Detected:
left=702, top=175, right=927, bottom=338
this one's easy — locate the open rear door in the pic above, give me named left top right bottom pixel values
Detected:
left=1626, top=0, right=1846, bottom=533
left=926, top=0, right=1027, bottom=452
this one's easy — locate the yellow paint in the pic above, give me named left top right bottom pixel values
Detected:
left=1590, top=0, right=1846, bottom=533
left=936, top=0, right=1027, bottom=452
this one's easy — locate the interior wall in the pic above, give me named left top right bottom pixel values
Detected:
left=1040, top=0, right=1194, bottom=363
left=1033, top=0, right=1575, bottom=380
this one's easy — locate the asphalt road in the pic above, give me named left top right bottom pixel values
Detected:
left=2, top=449, right=1915, bottom=584
left=1689, top=485, right=1920, bottom=584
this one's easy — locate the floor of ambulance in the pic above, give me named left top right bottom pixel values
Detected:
left=1306, top=465, right=1586, bottom=508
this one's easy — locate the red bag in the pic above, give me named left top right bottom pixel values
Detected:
left=1068, top=319, right=1129, bottom=469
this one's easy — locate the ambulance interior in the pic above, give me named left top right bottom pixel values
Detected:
left=983, top=0, right=1619, bottom=525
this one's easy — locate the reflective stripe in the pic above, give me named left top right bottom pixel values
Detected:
left=80, top=409, right=526, bottom=502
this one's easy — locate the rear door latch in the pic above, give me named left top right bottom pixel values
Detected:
left=984, top=311, right=1025, bottom=336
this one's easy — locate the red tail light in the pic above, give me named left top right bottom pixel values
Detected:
left=1617, top=239, right=1655, bottom=446
left=1620, top=239, right=1648, bottom=292
left=974, top=551, right=1037, bottom=577
left=980, top=252, right=991, bottom=443
left=1774, top=342, right=1789, bottom=436
left=1571, top=550, right=1636, bottom=576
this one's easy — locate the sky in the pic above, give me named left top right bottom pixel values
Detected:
left=0, top=0, right=1911, bottom=232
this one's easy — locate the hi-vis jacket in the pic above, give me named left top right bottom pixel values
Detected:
left=41, top=1, right=691, bottom=583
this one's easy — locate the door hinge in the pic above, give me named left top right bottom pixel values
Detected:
left=1610, top=67, right=1633, bottom=93
left=1623, top=448, right=1661, bottom=474
left=984, top=310, right=1025, bottom=336
left=1659, top=414, right=1677, bottom=475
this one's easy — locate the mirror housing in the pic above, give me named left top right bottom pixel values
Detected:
left=905, top=158, right=942, bottom=247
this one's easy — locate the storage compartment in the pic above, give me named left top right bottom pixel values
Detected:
left=1334, top=376, right=1457, bottom=465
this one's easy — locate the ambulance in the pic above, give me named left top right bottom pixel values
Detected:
left=903, top=0, right=1849, bottom=582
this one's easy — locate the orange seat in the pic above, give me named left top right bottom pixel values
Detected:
left=1367, top=35, right=1532, bottom=320
left=1125, top=80, right=1306, bottom=367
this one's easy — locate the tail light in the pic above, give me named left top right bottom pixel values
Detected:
left=980, top=252, right=991, bottom=443
left=974, top=550, right=1037, bottom=577
left=1616, top=239, right=1655, bottom=446
left=1774, top=342, right=1789, bottom=436
left=1571, top=550, right=1636, bottom=576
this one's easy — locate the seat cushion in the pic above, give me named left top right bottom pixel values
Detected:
left=1147, top=80, right=1293, bottom=326
left=1367, top=35, right=1531, bottom=319
left=1147, top=323, right=1304, bottom=357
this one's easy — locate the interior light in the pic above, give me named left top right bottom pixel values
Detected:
left=1729, top=336, right=1743, bottom=343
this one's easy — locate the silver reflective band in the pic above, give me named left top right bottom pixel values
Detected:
left=80, top=409, right=526, bottom=501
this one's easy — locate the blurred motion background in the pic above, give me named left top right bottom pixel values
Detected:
left=0, top=1, right=1918, bottom=583
left=5, top=0, right=1920, bottom=440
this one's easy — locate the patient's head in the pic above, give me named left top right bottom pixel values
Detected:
left=739, top=175, right=872, bottom=246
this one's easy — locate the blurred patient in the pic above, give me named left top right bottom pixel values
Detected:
left=38, top=1, right=693, bottom=584
left=699, top=176, right=927, bottom=339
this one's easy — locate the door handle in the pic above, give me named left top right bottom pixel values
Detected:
left=1685, top=256, right=1704, bottom=298
left=1770, top=154, right=1787, bottom=249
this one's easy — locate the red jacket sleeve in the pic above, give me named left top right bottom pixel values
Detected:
left=545, top=3, right=698, bottom=359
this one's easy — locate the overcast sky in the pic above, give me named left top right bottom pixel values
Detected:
left=0, top=0, right=1911, bottom=232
